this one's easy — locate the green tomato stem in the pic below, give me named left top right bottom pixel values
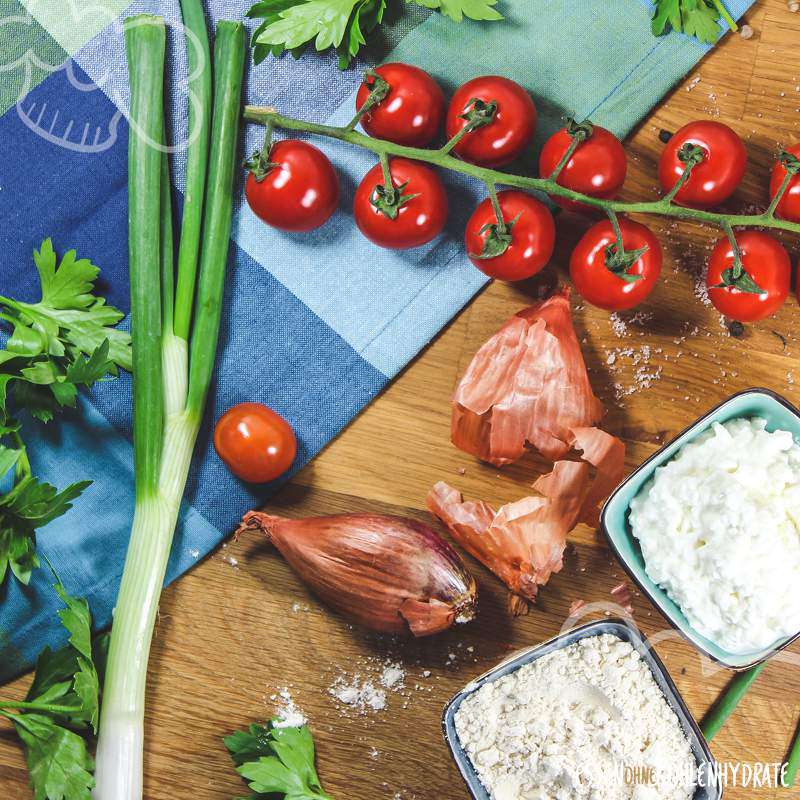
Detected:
left=766, top=166, right=794, bottom=219
left=345, top=69, right=389, bottom=131
left=379, top=151, right=395, bottom=199
left=547, top=122, right=588, bottom=182
left=662, top=151, right=702, bottom=205
left=485, top=182, right=507, bottom=234
left=242, top=106, right=800, bottom=240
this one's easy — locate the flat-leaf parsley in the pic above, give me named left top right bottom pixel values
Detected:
left=247, top=0, right=502, bottom=69
left=0, top=240, right=131, bottom=584
left=651, top=0, right=737, bottom=45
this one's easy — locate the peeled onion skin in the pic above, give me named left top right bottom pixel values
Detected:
left=237, top=511, right=478, bottom=636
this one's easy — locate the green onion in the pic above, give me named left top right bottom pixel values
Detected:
left=93, top=13, right=245, bottom=799
left=700, top=662, right=766, bottom=741
left=187, top=20, right=246, bottom=417
left=784, top=721, right=800, bottom=788
left=173, top=0, right=212, bottom=342
left=124, top=14, right=165, bottom=502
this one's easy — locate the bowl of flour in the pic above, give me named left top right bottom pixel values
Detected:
left=443, top=619, right=719, bottom=800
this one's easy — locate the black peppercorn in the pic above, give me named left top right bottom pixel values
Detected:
left=727, top=319, right=745, bottom=338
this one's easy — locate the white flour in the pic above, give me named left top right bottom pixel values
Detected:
left=454, top=635, right=695, bottom=800
left=272, top=688, right=307, bottom=729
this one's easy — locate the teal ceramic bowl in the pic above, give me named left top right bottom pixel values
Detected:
left=601, top=388, right=800, bottom=671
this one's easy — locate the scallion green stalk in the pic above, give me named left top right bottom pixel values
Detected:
left=173, top=0, right=213, bottom=342
left=94, top=15, right=245, bottom=800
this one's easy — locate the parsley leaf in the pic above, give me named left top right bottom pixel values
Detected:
left=224, top=720, right=333, bottom=799
left=0, top=450, right=90, bottom=585
left=248, top=0, right=502, bottom=69
left=0, top=240, right=130, bottom=585
left=0, top=579, right=108, bottom=800
left=11, top=713, right=95, bottom=800
left=406, top=0, right=502, bottom=23
left=651, top=0, right=733, bottom=45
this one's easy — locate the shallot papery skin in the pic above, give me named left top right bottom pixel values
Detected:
left=237, top=512, right=477, bottom=636
left=428, top=428, right=624, bottom=608
left=452, top=288, right=604, bottom=465
left=441, top=289, right=626, bottom=606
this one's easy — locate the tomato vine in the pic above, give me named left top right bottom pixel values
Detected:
left=243, top=105, right=800, bottom=236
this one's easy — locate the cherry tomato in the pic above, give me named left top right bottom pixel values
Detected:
left=538, top=124, right=627, bottom=214
left=706, top=231, right=790, bottom=323
left=214, top=402, right=297, bottom=483
left=353, top=157, right=447, bottom=249
left=769, top=143, right=800, bottom=223
left=445, top=76, right=537, bottom=168
left=464, top=190, right=555, bottom=281
left=658, top=121, right=746, bottom=208
left=569, top=218, right=662, bottom=311
left=355, top=63, right=445, bottom=147
left=245, top=140, right=339, bottom=232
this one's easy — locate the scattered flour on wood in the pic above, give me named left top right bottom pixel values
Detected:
left=329, top=675, right=387, bottom=713
left=271, top=688, right=307, bottom=728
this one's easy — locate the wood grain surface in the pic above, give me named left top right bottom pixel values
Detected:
left=3, top=2, right=800, bottom=798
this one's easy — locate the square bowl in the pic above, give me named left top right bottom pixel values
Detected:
left=601, top=387, right=800, bottom=670
left=443, top=618, right=720, bottom=800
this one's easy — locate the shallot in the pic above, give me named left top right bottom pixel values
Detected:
left=237, top=511, right=477, bottom=636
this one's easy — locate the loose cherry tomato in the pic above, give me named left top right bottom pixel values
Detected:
left=658, top=121, right=746, bottom=208
left=445, top=76, right=537, bottom=168
left=538, top=123, right=627, bottom=214
left=569, top=218, right=662, bottom=311
left=214, top=402, right=297, bottom=483
left=245, top=140, right=339, bottom=232
left=769, top=144, right=800, bottom=223
left=353, top=157, right=447, bottom=249
left=464, top=190, right=555, bottom=281
left=706, top=231, right=790, bottom=323
left=355, top=63, right=445, bottom=147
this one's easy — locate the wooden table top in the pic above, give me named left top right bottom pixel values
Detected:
left=3, top=1, right=800, bottom=797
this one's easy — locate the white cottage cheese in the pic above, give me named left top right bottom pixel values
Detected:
left=455, top=635, right=696, bottom=800
left=630, top=417, right=800, bottom=653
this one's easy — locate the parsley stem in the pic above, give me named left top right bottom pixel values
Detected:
left=711, top=0, right=738, bottom=32
left=242, top=106, right=800, bottom=242
left=0, top=699, right=80, bottom=715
